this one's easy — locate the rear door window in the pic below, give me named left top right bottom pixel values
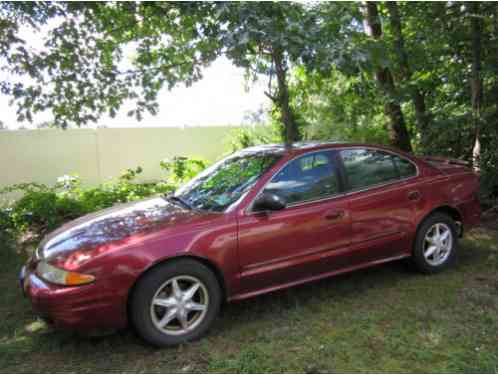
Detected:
left=340, top=149, right=400, bottom=191
left=393, top=155, right=417, bottom=178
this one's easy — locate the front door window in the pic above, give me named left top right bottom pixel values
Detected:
left=263, top=151, right=340, bottom=205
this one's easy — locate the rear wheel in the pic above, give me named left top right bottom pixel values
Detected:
left=412, top=213, right=458, bottom=273
left=130, top=259, right=221, bottom=347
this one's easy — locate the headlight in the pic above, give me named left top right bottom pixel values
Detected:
left=36, top=261, right=95, bottom=286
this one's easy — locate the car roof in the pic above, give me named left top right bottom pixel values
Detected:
left=240, top=141, right=411, bottom=158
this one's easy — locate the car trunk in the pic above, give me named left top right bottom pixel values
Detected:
left=422, top=156, right=473, bottom=175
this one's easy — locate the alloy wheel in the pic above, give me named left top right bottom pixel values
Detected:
left=423, top=223, right=453, bottom=266
left=150, top=275, right=209, bottom=336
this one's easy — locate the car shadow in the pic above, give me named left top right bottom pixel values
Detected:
left=213, top=259, right=414, bottom=326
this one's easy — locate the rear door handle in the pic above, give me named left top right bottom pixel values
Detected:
left=324, top=210, right=345, bottom=221
left=408, top=190, right=420, bottom=201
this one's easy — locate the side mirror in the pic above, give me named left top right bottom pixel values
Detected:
left=252, top=192, right=286, bottom=212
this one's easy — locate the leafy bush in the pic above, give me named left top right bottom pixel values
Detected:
left=0, top=207, right=13, bottom=233
left=160, top=156, right=208, bottom=184
left=0, top=157, right=208, bottom=240
left=479, top=137, right=498, bottom=209
left=225, top=125, right=282, bottom=152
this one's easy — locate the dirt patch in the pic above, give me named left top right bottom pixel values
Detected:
left=458, top=275, right=498, bottom=311
left=481, top=206, right=498, bottom=231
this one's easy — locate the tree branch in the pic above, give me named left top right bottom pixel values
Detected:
left=114, top=59, right=197, bottom=76
left=264, top=90, right=277, bottom=102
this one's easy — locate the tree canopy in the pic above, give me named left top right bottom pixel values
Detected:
left=1, top=1, right=498, bottom=195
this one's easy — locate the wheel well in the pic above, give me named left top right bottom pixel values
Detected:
left=419, top=205, right=463, bottom=236
left=126, top=255, right=228, bottom=319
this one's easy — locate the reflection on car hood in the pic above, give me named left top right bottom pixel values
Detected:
left=37, top=197, right=201, bottom=260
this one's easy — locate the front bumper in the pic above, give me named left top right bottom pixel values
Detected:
left=20, top=264, right=128, bottom=332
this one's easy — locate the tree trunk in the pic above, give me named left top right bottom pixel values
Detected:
left=272, top=48, right=299, bottom=147
left=469, top=2, right=483, bottom=171
left=386, top=1, right=431, bottom=148
left=363, top=2, right=412, bottom=152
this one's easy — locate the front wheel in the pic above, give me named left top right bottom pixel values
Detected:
left=412, top=213, right=458, bottom=273
left=130, top=259, right=221, bottom=347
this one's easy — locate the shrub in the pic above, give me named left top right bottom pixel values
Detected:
left=479, top=146, right=498, bottom=209
left=0, top=207, right=13, bottom=233
left=0, top=157, right=208, bottom=240
left=225, top=125, right=282, bottom=153
left=160, top=156, right=208, bottom=184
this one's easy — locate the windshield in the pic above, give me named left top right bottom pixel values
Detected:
left=174, top=151, right=282, bottom=212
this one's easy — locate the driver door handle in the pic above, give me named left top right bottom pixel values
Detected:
left=324, top=210, right=345, bottom=221
left=408, top=190, right=421, bottom=201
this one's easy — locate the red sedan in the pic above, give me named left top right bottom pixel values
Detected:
left=20, top=142, right=481, bottom=346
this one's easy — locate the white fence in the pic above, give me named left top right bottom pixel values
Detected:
left=0, top=126, right=236, bottom=194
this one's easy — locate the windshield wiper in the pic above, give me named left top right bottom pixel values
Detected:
left=165, top=194, right=193, bottom=210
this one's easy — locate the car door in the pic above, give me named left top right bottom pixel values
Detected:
left=236, top=150, right=352, bottom=296
left=338, top=148, right=419, bottom=264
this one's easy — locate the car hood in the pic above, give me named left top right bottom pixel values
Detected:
left=37, top=196, right=208, bottom=261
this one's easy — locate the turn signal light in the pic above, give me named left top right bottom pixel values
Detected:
left=36, top=261, right=95, bottom=286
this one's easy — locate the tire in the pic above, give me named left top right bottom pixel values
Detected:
left=412, top=213, right=458, bottom=274
left=130, top=259, right=222, bottom=347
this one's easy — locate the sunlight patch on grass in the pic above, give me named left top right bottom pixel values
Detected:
left=419, top=329, right=443, bottom=347
left=25, top=319, right=48, bottom=334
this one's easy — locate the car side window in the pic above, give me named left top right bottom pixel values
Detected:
left=340, top=149, right=399, bottom=191
left=392, top=155, right=417, bottom=178
left=264, top=151, right=340, bottom=205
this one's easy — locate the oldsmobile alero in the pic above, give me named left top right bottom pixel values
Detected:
left=20, top=142, right=481, bottom=346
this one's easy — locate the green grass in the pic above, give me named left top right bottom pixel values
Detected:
left=1, top=225, right=497, bottom=373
